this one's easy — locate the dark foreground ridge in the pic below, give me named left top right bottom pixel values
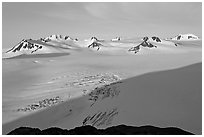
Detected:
left=8, top=125, right=194, bottom=135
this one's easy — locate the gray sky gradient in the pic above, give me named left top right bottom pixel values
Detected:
left=2, top=2, right=202, bottom=48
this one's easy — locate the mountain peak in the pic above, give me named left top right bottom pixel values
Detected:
left=42, top=34, right=75, bottom=42
left=171, top=34, right=199, bottom=40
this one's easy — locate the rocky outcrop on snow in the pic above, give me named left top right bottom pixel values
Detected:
left=8, top=125, right=194, bottom=135
left=41, top=34, right=75, bottom=42
left=91, top=37, right=98, bottom=41
left=3, top=34, right=80, bottom=59
left=66, top=74, right=121, bottom=88
left=171, top=34, right=199, bottom=40
left=88, top=81, right=122, bottom=106
left=128, top=36, right=180, bottom=54
left=151, top=36, right=161, bottom=42
left=128, top=37, right=157, bottom=53
left=3, top=40, right=49, bottom=59
left=5, top=39, right=43, bottom=54
left=83, top=108, right=119, bottom=126
left=88, top=42, right=103, bottom=51
left=16, top=96, right=64, bottom=112
left=85, top=37, right=104, bottom=51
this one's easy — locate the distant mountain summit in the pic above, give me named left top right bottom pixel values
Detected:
left=3, top=35, right=105, bottom=59
left=3, top=35, right=80, bottom=59
left=40, top=34, right=77, bottom=42
left=171, top=34, right=199, bottom=40
left=111, top=37, right=121, bottom=41
left=5, top=39, right=42, bottom=54
left=128, top=36, right=177, bottom=54
left=90, top=37, right=98, bottom=41
left=87, top=37, right=103, bottom=51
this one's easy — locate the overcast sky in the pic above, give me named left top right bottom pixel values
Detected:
left=2, top=2, right=202, bottom=48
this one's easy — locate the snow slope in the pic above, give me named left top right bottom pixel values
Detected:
left=2, top=63, right=201, bottom=135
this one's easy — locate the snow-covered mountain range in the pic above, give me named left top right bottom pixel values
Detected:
left=2, top=34, right=200, bottom=58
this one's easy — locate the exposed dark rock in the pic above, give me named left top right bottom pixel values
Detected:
left=67, top=74, right=121, bottom=88
left=88, top=81, right=121, bottom=106
left=128, top=45, right=140, bottom=53
left=6, top=38, right=45, bottom=54
left=88, top=42, right=102, bottom=51
left=8, top=125, right=194, bottom=135
left=64, top=36, right=69, bottom=40
left=42, top=127, right=68, bottom=135
left=13, top=42, right=24, bottom=52
left=23, top=43, right=28, bottom=48
left=8, top=127, right=41, bottom=135
left=16, top=96, right=63, bottom=112
left=177, top=35, right=181, bottom=40
left=152, top=36, right=156, bottom=41
left=128, top=36, right=157, bottom=54
left=152, top=36, right=161, bottom=42
left=143, top=36, right=149, bottom=41
left=91, top=37, right=98, bottom=41
left=83, top=108, right=119, bottom=126
left=188, top=36, right=193, bottom=39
